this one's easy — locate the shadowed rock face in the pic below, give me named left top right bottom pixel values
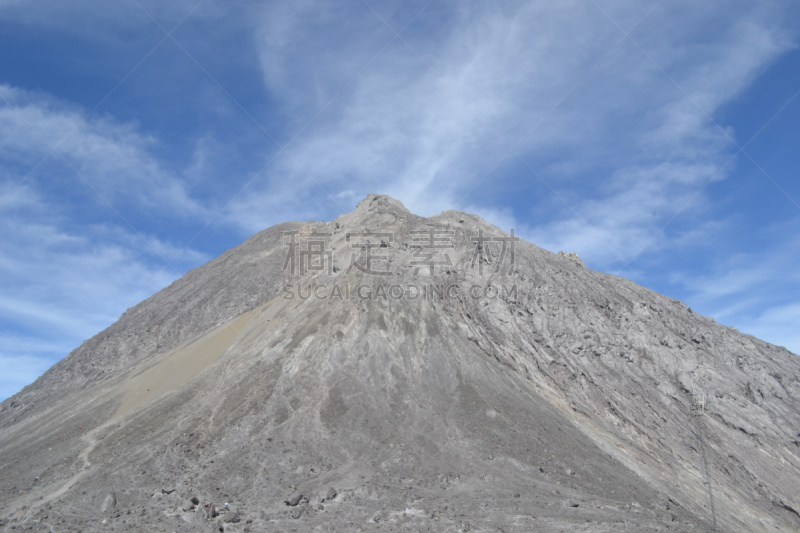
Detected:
left=1, top=194, right=799, bottom=532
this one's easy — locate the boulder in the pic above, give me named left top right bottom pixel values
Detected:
left=223, top=513, right=241, bottom=523
left=285, top=491, right=303, bottom=506
left=101, top=493, right=116, bottom=513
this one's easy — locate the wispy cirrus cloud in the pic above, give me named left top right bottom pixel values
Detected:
left=0, top=183, right=207, bottom=398
left=236, top=0, right=796, bottom=266
left=0, top=85, right=209, bottom=217
left=0, top=86, right=213, bottom=399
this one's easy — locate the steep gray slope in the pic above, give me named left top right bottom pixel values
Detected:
left=0, top=195, right=798, bottom=532
left=0, top=221, right=303, bottom=429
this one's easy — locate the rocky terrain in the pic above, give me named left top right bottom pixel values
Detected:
left=0, top=194, right=798, bottom=532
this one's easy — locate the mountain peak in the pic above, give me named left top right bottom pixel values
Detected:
left=333, top=193, right=414, bottom=227
left=354, top=193, right=410, bottom=215
left=1, top=201, right=799, bottom=532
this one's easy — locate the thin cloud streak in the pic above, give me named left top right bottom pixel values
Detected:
left=242, top=1, right=795, bottom=266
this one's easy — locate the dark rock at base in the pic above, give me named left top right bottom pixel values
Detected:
left=285, top=491, right=303, bottom=506
left=223, top=512, right=241, bottom=523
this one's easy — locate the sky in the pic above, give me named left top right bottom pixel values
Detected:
left=1, top=0, right=799, bottom=400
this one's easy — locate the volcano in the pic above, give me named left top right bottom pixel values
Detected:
left=1, top=194, right=799, bottom=532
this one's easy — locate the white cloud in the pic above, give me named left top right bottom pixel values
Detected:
left=746, top=303, right=800, bottom=355
left=241, top=1, right=627, bottom=226
left=0, top=85, right=208, bottom=218
left=668, top=220, right=800, bottom=354
left=236, top=0, right=797, bottom=257
left=0, top=353, right=48, bottom=401
left=0, top=216, right=181, bottom=335
left=0, top=208, right=187, bottom=399
left=0, top=0, right=219, bottom=37
left=0, top=210, right=162, bottom=393
left=677, top=223, right=800, bottom=307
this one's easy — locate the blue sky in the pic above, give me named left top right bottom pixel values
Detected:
left=1, top=0, right=799, bottom=400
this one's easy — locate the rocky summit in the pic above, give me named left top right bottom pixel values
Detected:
left=1, top=194, right=799, bottom=532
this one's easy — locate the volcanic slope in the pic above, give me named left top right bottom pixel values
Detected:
left=1, top=195, right=799, bottom=532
